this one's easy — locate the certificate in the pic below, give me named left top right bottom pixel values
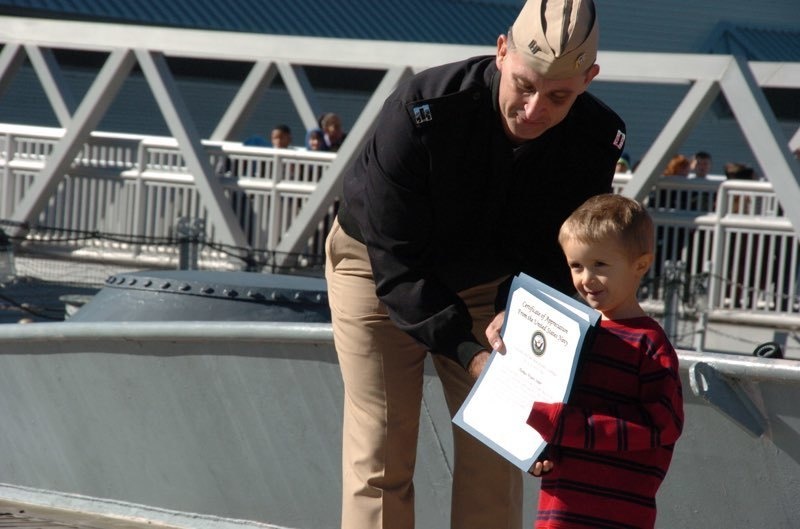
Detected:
left=453, top=273, right=599, bottom=472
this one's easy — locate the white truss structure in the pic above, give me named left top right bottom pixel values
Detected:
left=1, top=15, right=799, bottom=264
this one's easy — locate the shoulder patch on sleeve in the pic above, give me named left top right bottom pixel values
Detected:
left=612, top=130, right=626, bottom=150
left=410, top=103, right=433, bottom=127
left=405, top=89, right=485, bottom=129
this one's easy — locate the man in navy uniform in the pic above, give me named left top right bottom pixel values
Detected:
left=326, top=0, right=626, bottom=527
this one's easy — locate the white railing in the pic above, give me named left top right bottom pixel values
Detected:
left=0, top=124, right=338, bottom=267
left=707, top=181, right=798, bottom=314
left=1, top=123, right=798, bottom=323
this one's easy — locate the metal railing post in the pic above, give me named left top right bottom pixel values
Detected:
left=176, top=216, right=205, bottom=270
left=692, top=264, right=710, bottom=352
left=663, top=261, right=685, bottom=343
left=0, top=130, right=12, bottom=218
left=131, top=140, right=148, bottom=256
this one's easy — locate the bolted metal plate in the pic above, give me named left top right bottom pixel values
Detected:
left=68, top=270, right=330, bottom=323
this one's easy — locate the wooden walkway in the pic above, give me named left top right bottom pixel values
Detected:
left=0, top=501, right=180, bottom=529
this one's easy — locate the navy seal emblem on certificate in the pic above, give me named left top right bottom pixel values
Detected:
left=531, top=331, right=546, bottom=356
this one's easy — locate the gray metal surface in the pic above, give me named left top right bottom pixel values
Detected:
left=68, top=270, right=330, bottom=323
left=0, top=321, right=453, bottom=529
left=1, top=320, right=800, bottom=528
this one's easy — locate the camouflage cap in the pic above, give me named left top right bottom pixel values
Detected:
left=510, top=0, right=599, bottom=79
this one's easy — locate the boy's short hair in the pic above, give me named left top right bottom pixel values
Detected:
left=559, top=194, right=654, bottom=259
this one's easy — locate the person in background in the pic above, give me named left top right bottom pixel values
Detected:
left=270, top=124, right=293, bottom=148
left=663, top=154, right=690, bottom=176
left=690, top=150, right=712, bottom=178
left=325, top=0, right=626, bottom=527
left=724, top=161, right=756, bottom=181
left=305, top=128, right=327, bottom=151
left=724, top=162, right=758, bottom=215
left=615, top=155, right=631, bottom=174
left=655, top=153, right=690, bottom=212
left=524, top=193, right=684, bottom=529
left=243, top=134, right=269, bottom=147
left=215, top=134, right=269, bottom=176
left=319, top=112, right=347, bottom=151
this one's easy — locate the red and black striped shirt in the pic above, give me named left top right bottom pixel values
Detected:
left=527, top=316, right=684, bottom=529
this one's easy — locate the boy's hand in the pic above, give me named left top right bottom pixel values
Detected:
left=530, top=460, right=553, bottom=477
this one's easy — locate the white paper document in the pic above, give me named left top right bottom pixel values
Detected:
left=453, top=273, right=599, bottom=471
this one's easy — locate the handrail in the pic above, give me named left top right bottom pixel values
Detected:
left=0, top=321, right=334, bottom=344
left=0, top=319, right=798, bottom=383
left=680, top=349, right=800, bottom=383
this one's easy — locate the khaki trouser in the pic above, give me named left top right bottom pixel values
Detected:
left=325, top=218, right=522, bottom=529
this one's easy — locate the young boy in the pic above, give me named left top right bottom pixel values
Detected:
left=527, top=194, right=684, bottom=528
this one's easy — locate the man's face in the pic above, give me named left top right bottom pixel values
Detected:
left=271, top=130, right=291, bottom=148
left=495, top=34, right=598, bottom=143
left=324, top=117, right=343, bottom=143
left=692, top=157, right=711, bottom=178
left=308, top=134, right=323, bottom=151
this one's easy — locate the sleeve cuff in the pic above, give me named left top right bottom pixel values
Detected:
left=527, top=401, right=563, bottom=440
left=455, top=340, right=486, bottom=371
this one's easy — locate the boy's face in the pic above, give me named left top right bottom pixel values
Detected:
left=561, top=236, right=652, bottom=320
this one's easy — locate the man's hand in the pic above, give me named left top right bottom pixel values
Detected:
left=467, top=311, right=509, bottom=379
left=485, top=311, right=506, bottom=354
left=467, top=350, right=490, bottom=380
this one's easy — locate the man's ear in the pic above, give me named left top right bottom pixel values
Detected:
left=496, top=34, right=509, bottom=70
left=582, top=63, right=600, bottom=89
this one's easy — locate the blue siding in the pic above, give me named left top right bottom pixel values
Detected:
left=0, top=0, right=521, bottom=44
left=598, top=0, right=800, bottom=55
left=0, top=67, right=368, bottom=147
left=707, top=23, right=800, bottom=61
